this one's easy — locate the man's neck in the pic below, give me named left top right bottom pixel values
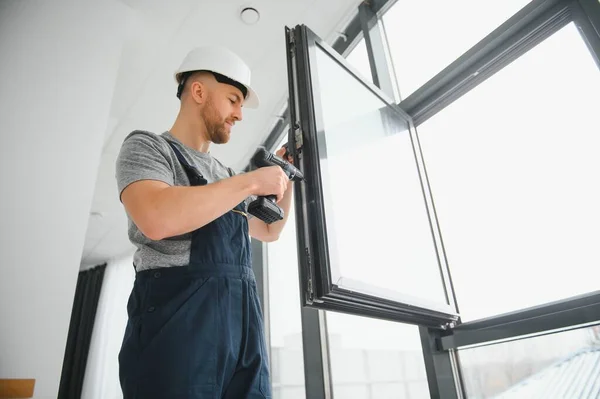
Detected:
left=169, top=111, right=211, bottom=153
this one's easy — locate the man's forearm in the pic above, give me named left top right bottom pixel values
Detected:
left=142, top=174, right=256, bottom=240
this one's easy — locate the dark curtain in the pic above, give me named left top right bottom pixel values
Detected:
left=58, top=263, right=107, bottom=399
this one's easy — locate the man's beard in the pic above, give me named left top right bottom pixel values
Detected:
left=203, top=96, right=230, bottom=144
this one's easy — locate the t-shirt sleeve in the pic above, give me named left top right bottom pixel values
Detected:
left=115, top=132, right=174, bottom=201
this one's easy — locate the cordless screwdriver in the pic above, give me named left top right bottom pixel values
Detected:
left=247, top=146, right=304, bottom=224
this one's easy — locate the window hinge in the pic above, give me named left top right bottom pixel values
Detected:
left=288, top=123, right=303, bottom=153
left=441, top=321, right=457, bottom=331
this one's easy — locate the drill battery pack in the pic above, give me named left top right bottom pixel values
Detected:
left=248, top=196, right=284, bottom=224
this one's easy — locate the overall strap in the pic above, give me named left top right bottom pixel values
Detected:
left=164, top=138, right=208, bottom=186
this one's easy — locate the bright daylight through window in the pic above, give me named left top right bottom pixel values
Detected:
left=383, top=0, right=531, bottom=99
left=312, top=42, right=450, bottom=311
left=327, top=312, right=430, bottom=399
left=416, top=22, right=600, bottom=321
left=460, top=325, right=600, bottom=397
left=346, top=38, right=373, bottom=84
left=269, top=2, right=600, bottom=398
left=326, top=38, right=430, bottom=399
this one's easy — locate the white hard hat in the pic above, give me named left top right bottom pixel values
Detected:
left=174, top=46, right=259, bottom=108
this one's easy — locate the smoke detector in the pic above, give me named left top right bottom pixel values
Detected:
left=240, top=7, right=260, bottom=25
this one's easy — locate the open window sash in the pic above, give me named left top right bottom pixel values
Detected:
left=285, top=24, right=460, bottom=328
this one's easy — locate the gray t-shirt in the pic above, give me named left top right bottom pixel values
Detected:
left=115, top=130, right=252, bottom=271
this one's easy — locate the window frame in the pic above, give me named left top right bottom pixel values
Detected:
left=285, top=24, right=460, bottom=329
left=440, top=290, right=600, bottom=350
left=254, top=0, right=600, bottom=397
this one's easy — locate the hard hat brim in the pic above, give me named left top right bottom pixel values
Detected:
left=174, top=71, right=259, bottom=109
left=243, top=87, right=259, bottom=109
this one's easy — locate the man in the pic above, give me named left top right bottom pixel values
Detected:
left=116, top=46, right=292, bottom=399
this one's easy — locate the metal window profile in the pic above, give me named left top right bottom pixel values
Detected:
left=299, top=308, right=333, bottom=399
left=286, top=23, right=459, bottom=329
left=288, top=25, right=333, bottom=399
left=420, top=327, right=465, bottom=399
left=359, top=2, right=396, bottom=99
left=573, top=0, right=600, bottom=67
left=439, top=290, right=600, bottom=351
left=578, top=0, right=600, bottom=37
left=400, top=0, right=571, bottom=126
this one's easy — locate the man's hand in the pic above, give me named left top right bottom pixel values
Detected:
left=247, top=165, right=288, bottom=202
left=248, top=145, right=296, bottom=242
left=275, top=145, right=294, bottom=164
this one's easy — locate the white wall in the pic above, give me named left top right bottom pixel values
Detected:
left=0, top=1, right=131, bottom=397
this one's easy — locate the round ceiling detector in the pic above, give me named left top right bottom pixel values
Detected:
left=240, top=7, right=260, bottom=25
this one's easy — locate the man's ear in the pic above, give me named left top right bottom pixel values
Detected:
left=189, top=81, right=207, bottom=104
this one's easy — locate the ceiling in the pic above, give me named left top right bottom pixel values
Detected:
left=80, top=0, right=363, bottom=268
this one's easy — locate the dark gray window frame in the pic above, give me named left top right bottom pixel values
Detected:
left=286, top=23, right=460, bottom=328
left=440, top=290, right=600, bottom=350
left=251, top=0, right=600, bottom=397
left=359, top=2, right=397, bottom=100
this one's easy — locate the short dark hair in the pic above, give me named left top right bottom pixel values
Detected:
left=176, top=71, right=248, bottom=99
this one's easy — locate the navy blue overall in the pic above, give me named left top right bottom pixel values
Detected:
left=119, top=140, right=271, bottom=399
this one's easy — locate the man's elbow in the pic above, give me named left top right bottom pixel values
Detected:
left=138, top=220, right=168, bottom=241
left=264, top=224, right=283, bottom=242
left=251, top=229, right=280, bottom=243
left=123, top=184, right=172, bottom=241
left=135, top=210, right=173, bottom=241
left=264, top=233, right=280, bottom=243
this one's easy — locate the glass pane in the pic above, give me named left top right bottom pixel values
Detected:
left=460, top=325, right=600, bottom=398
left=268, top=158, right=306, bottom=398
left=327, top=312, right=431, bottom=399
left=416, top=23, right=600, bottom=321
left=346, top=38, right=373, bottom=84
left=383, top=0, right=531, bottom=98
left=312, top=44, right=447, bottom=309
